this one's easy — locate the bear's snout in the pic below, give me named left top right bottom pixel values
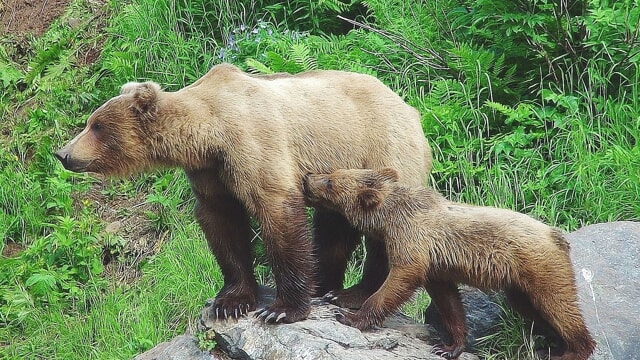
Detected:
left=54, top=147, right=93, bottom=173
left=54, top=149, right=71, bottom=169
left=302, top=173, right=313, bottom=195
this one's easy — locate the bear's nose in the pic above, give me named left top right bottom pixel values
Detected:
left=302, top=173, right=312, bottom=193
left=54, top=150, right=69, bottom=168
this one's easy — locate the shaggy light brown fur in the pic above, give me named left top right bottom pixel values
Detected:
left=303, top=168, right=595, bottom=360
left=55, top=63, right=432, bottom=323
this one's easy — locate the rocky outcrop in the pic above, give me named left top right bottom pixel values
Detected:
left=135, top=222, right=640, bottom=360
left=198, top=287, right=477, bottom=360
left=568, top=221, right=640, bottom=360
left=134, top=335, right=217, bottom=360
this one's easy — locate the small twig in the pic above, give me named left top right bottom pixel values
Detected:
left=337, top=15, right=450, bottom=71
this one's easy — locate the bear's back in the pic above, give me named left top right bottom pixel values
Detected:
left=183, top=64, right=431, bottom=187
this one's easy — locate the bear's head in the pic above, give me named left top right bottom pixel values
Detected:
left=302, top=168, right=399, bottom=216
left=54, top=81, right=162, bottom=176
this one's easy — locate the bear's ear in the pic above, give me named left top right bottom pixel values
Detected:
left=358, top=188, right=383, bottom=210
left=121, top=81, right=161, bottom=115
left=378, top=168, right=399, bottom=183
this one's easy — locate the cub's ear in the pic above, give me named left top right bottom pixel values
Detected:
left=358, top=188, right=383, bottom=210
left=378, top=168, right=399, bottom=183
left=121, top=81, right=161, bottom=114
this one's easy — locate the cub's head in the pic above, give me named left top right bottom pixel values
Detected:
left=54, top=81, right=161, bottom=176
left=302, top=168, right=399, bottom=215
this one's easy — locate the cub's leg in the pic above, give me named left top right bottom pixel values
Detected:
left=253, top=193, right=314, bottom=323
left=313, top=209, right=360, bottom=296
left=522, top=272, right=595, bottom=360
left=323, top=235, right=390, bottom=309
left=195, top=193, right=258, bottom=320
left=506, top=287, right=563, bottom=358
left=335, top=265, right=422, bottom=330
left=425, top=281, right=467, bottom=360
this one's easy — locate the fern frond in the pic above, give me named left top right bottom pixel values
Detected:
left=290, top=43, right=317, bottom=70
left=245, top=58, right=274, bottom=74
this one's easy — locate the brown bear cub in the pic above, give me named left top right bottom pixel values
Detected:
left=302, top=168, right=595, bottom=360
left=54, top=63, right=432, bottom=324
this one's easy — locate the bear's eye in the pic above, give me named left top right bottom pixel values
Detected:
left=91, top=122, right=103, bottom=133
left=326, top=179, right=333, bottom=191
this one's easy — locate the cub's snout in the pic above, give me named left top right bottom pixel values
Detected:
left=301, top=173, right=327, bottom=204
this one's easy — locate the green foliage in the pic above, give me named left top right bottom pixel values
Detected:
left=476, top=303, right=546, bottom=360
left=261, top=0, right=358, bottom=34
left=143, top=171, right=191, bottom=234
left=101, top=0, right=219, bottom=88
left=101, top=0, right=364, bottom=87
left=197, top=330, right=217, bottom=352
left=0, top=0, right=111, bottom=336
left=2, top=0, right=639, bottom=358
left=1, top=216, right=107, bottom=328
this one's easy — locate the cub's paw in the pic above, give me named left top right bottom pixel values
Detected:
left=323, top=286, right=370, bottom=309
left=254, top=301, right=310, bottom=324
left=431, top=343, right=464, bottom=360
left=203, top=294, right=256, bottom=323
left=334, top=308, right=373, bottom=331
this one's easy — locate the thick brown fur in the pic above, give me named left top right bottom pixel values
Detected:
left=302, top=168, right=596, bottom=360
left=54, top=63, right=432, bottom=324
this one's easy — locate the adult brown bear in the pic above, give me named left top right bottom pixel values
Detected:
left=303, top=168, right=595, bottom=360
left=55, top=63, right=432, bottom=323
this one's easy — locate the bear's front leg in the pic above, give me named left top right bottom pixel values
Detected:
left=195, top=196, right=258, bottom=321
left=335, top=265, right=422, bottom=330
left=253, top=194, right=314, bottom=323
left=323, top=238, right=390, bottom=309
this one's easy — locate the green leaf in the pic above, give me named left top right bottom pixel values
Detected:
left=25, top=271, right=58, bottom=297
left=245, top=58, right=274, bottom=74
left=0, top=62, right=24, bottom=88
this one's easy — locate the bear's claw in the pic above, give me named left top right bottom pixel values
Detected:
left=207, top=299, right=255, bottom=322
left=254, top=308, right=288, bottom=323
left=431, top=343, right=463, bottom=360
left=322, top=286, right=371, bottom=309
left=254, top=302, right=310, bottom=324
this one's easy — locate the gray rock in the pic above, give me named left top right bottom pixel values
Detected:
left=423, top=286, right=504, bottom=351
left=136, top=222, right=640, bottom=360
left=567, top=221, right=640, bottom=360
left=134, top=335, right=216, bottom=360
left=200, top=286, right=478, bottom=360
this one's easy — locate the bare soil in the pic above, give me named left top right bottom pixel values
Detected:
left=79, top=180, right=167, bottom=284
left=0, top=0, right=73, bottom=37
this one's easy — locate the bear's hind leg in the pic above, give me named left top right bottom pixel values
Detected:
left=521, top=273, right=595, bottom=360
left=195, top=195, right=258, bottom=321
left=313, top=209, right=360, bottom=297
left=425, top=281, right=467, bottom=360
